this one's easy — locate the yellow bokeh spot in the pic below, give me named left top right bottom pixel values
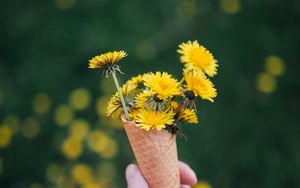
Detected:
left=54, top=105, right=74, bottom=126
left=3, top=115, right=19, bottom=134
left=69, top=119, right=90, bottom=141
left=46, top=163, right=64, bottom=183
left=193, top=181, right=212, bottom=188
left=29, top=182, right=44, bottom=188
left=21, top=118, right=40, bottom=139
left=69, top=88, right=91, bottom=111
left=100, top=138, right=118, bottom=159
left=256, top=72, right=277, bottom=94
left=95, top=97, right=110, bottom=117
left=220, top=0, right=241, bottom=14
left=61, top=136, right=82, bottom=159
left=265, top=55, right=285, bottom=77
left=55, top=0, right=76, bottom=10
left=83, top=181, right=103, bottom=188
left=87, top=131, right=109, bottom=153
left=71, top=164, right=94, bottom=185
left=32, top=93, right=51, bottom=114
left=0, top=126, right=13, bottom=148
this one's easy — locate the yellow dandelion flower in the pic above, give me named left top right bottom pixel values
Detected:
left=122, top=75, right=143, bottom=96
left=170, top=101, right=179, bottom=111
left=135, top=90, right=153, bottom=107
left=106, top=92, right=121, bottom=117
left=88, top=51, right=127, bottom=69
left=178, top=40, right=218, bottom=77
left=184, top=70, right=217, bottom=102
left=129, top=108, right=141, bottom=119
left=178, top=108, right=198, bottom=124
left=135, top=108, right=175, bottom=131
left=106, top=75, right=142, bottom=117
left=125, top=74, right=144, bottom=89
left=143, top=72, right=182, bottom=100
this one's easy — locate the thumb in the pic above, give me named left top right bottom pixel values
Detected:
left=125, top=164, right=149, bottom=188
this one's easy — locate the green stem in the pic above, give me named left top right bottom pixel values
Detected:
left=111, top=72, right=130, bottom=120
left=179, top=77, right=185, bottom=85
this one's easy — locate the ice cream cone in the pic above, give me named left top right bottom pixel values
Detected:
left=121, top=115, right=180, bottom=188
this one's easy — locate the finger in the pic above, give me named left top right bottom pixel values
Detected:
left=125, top=164, right=149, bottom=188
left=181, top=185, right=191, bottom=188
left=179, top=161, right=198, bottom=185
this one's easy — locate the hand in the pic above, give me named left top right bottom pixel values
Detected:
left=125, top=161, right=197, bottom=188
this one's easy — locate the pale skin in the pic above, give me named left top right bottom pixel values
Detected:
left=125, top=161, right=198, bottom=188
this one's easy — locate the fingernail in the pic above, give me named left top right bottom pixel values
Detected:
left=126, top=164, right=138, bottom=180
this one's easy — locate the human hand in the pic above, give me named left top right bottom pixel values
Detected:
left=125, top=161, right=197, bottom=188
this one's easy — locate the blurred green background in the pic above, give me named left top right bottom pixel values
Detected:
left=1, top=0, right=300, bottom=187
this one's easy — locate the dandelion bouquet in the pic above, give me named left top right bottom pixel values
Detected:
left=88, top=40, right=218, bottom=188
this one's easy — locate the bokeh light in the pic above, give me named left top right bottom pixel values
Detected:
left=32, top=93, right=51, bottom=114
left=193, top=181, right=212, bottom=188
left=256, top=72, right=277, bottom=94
left=87, top=130, right=109, bottom=154
left=3, top=115, right=19, bottom=134
left=20, top=118, right=40, bottom=139
left=54, top=105, right=74, bottom=126
left=99, top=138, right=118, bottom=159
left=0, top=125, right=13, bottom=148
left=264, top=55, right=285, bottom=77
left=95, top=96, right=110, bottom=117
left=220, top=0, right=241, bottom=14
left=69, top=88, right=91, bottom=111
left=71, top=164, right=93, bottom=186
left=69, top=119, right=90, bottom=141
left=61, top=136, right=83, bottom=159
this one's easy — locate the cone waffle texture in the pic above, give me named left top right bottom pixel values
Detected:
left=122, top=117, right=180, bottom=188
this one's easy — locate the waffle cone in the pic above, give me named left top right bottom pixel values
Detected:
left=121, top=116, right=180, bottom=188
